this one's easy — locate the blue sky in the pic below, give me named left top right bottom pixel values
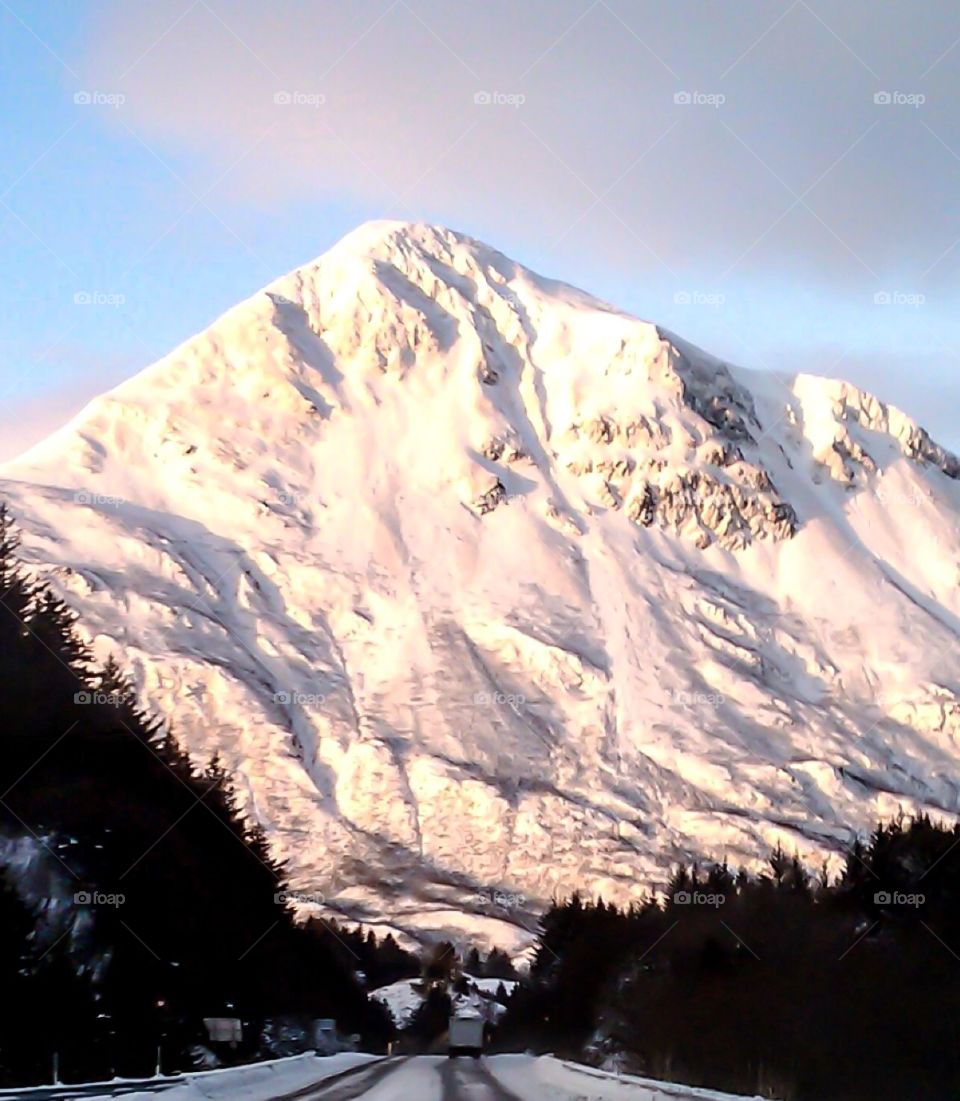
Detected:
left=2, top=0, right=959, bottom=458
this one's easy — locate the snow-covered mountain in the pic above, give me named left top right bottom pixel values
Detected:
left=372, top=974, right=516, bottom=1028
left=3, top=221, right=960, bottom=949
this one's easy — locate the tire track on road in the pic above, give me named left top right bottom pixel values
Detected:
left=441, top=1057, right=529, bottom=1100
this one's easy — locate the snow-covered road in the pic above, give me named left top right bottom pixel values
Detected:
left=16, top=1054, right=768, bottom=1101
left=276, top=1055, right=764, bottom=1100
left=286, top=1057, right=524, bottom=1100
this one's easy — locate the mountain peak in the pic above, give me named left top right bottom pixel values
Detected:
left=3, top=225, right=960, bottom=946
left=274, top=220, right=518, bottom=301
left=316, top=218, right=481, bottom=258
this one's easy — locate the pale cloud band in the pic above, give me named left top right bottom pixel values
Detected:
left=4, top=0, right=957, bottom=458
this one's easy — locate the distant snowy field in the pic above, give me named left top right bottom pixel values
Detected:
left=371, top=977, right=423, bottom=1027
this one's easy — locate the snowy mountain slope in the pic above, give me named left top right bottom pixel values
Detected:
left=372, top=975, right=517, bottom=1028
left=3, top=221, right=960, bottom=948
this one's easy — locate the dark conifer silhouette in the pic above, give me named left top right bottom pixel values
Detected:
left=0, top=504, right=388, bottom=1084
left=497, top=821, right=960, bottom=1101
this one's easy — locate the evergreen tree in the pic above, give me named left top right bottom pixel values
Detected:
left=464, top=946, right=482, bottom=975
left=405, top=986, right=451, bottom=1050
left=422, top=941, right=458, bottom=988
left=484, top=947, right=517, bottom=980
left=0, top=507, right=387, bottom=1082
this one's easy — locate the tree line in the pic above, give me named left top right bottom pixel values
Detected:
left=498, top=821, right=960, bottom=1100
left=0, top=504, right=398, bottom=1084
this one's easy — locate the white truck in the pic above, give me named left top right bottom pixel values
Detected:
left=448, top=1014, right=485, bottom=1058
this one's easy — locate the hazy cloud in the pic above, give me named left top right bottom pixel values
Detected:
left=82, top=0, right=960, bottom=293
left=0, top=0, right=947, bottom=453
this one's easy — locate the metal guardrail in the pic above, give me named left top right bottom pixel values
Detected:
left=0, top=1052, right=329, bottom=1100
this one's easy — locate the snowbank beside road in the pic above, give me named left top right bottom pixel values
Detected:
left=7, top=1053, right=380, bottom=1101
left=184, top=1053, right=377, bottom=1101
left=486, top=1054, right=773, bottom=1100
